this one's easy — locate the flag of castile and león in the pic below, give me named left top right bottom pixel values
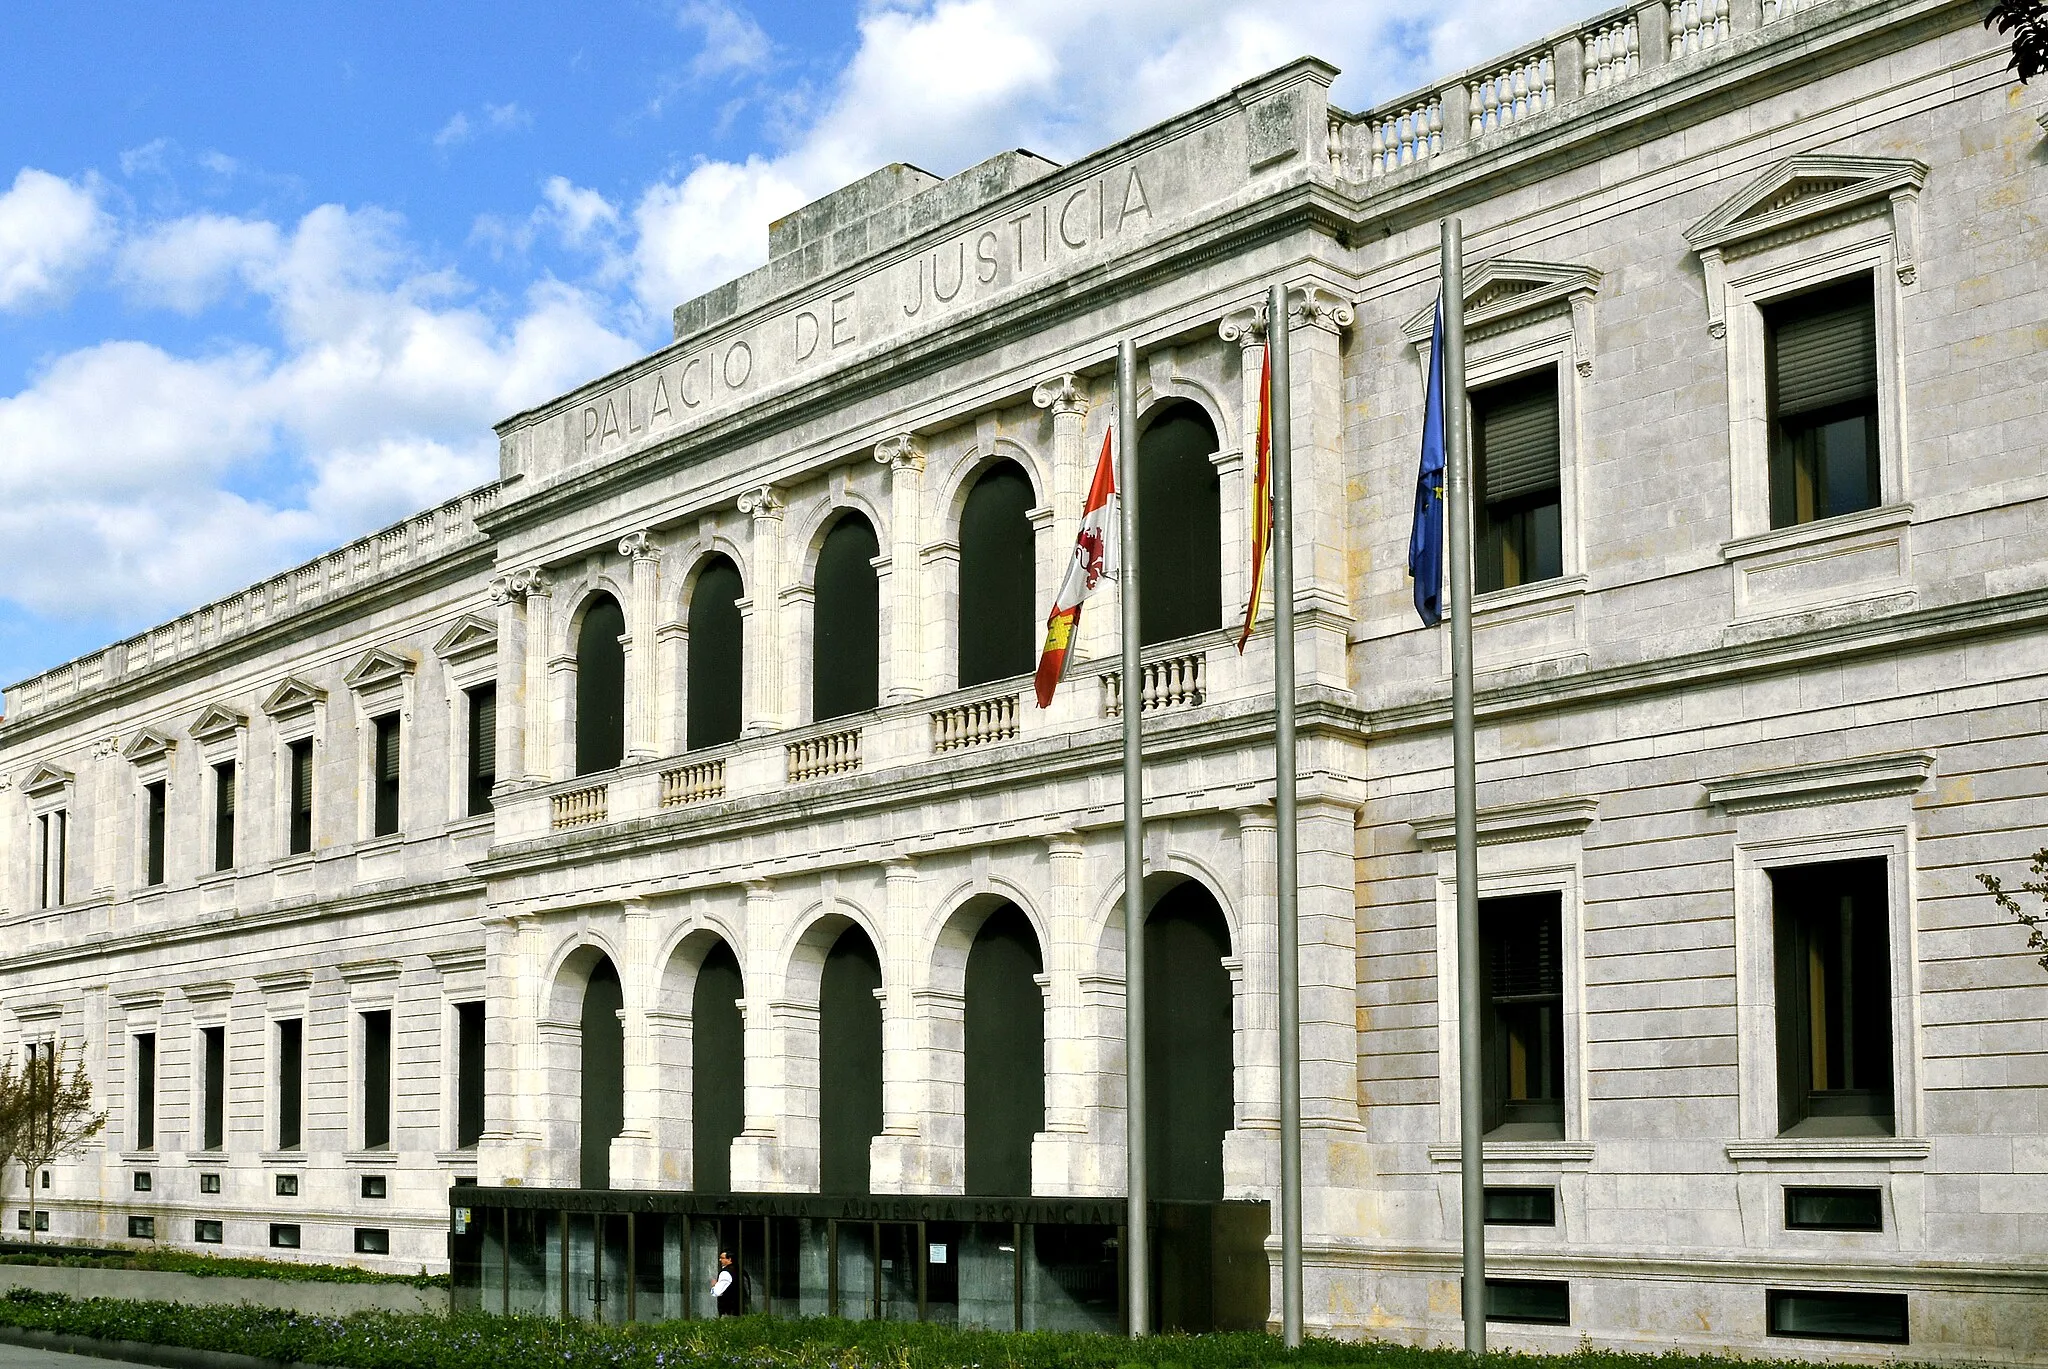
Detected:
left=1033, top=429, right=1120, bottom=708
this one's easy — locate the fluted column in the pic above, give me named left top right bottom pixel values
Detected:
left=737, top=488, right=786, bottom=734
left=1032, top=375, right=1091, bottom=555
left=1285, top=286, right=1356, bottom=694
left=618, top=531, right=663, bottom=762
left=875, top=435, right=926, bottom=703
left=1219, top=305, right=1269, bottom=637
left=488, top=575, right=530, bottom=788
left=515, top=570, right=553, bottom=781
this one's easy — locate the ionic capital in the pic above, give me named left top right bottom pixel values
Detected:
left=1218, top=304, right=1269, bottom=349
left=509, top=567, right=552, bottom=599
left=618, top=530, right=661, bottom=563
left=488, top=574, right=517, bottom=605
left=874, top=433, right=926, bottom=474
left=1031, top=373, right=1090, bottom=419
left=737, top=486, right=784, bottom=520
left=1287, top=284, right=1355, bottom=335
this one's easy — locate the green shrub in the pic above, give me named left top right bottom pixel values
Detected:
left=0, top=1246, right=444, bottom=1288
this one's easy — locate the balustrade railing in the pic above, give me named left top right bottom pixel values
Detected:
left=788, top=729, right=862, bottom=783
left=931, top=694, right=1020, bottom=754
left=552, top=784, right=608, bottom=830
left=1469, top=51, right=1556, bottom=137
left=1669, top=0, right=1731, bottom=57
left=660, top=760, right=725, bottom=808
left=1102, top=651, right=1207, bottom=718
left=1366, top=98, right=1443, bottom=177
left=1581, top=15, right=1641, bottom=92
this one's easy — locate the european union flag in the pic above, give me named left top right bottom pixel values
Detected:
left=1407, top=297, right=1446, bottom=627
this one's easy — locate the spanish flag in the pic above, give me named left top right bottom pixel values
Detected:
left=1034, top=429, right=1120, bottom=708
left=1236, top=346, right=1273, bottom=652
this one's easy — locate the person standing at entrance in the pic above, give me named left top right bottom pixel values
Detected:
left=713, top=1250, right=740, bottom=1316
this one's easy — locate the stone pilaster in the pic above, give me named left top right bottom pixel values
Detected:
left=515, top=570, right=554, bottom=781
left=611, top=897, right=685, bottom=1188
left=729, top=880, right=816, bottom=1191
left=874, top=436, right=926, bottom=704
left=488, top=575, right=530, bottom=788
left=1219, top=305, right=1270, bottom=637
left=1032, top=375, right=1090, bottom=556
left=1296, top=794, right=1373, bottom=1246
left=871, top=858, right=956, bottom=1192
left=477, top=912, right=542, bottom=1185
left=1224, top=807, right=1282, bottom=1199
left=737, top=488, right=786, bottom=733
left=618, top=531, right=662, bottom=762
left=1284, top=285, right=1356, bottom=686
left=1033, top=834, right=1121, bottom=1195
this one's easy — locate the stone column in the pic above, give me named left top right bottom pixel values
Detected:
left=1285, top=285, right=1356, bottom=689
left=516, top=570, right=554, bottom=781
left=1032, top=375, right=1090, bottom=555
left=654, top=622, right=686, bottom=756
left=875, top=435, right=926, bottom=704
left=872, top=859, right=954, bottom=1192
left=488, top=575, right=530, bottom=788
left=1224, top=808, right=1281, bottom=1198
left=618, top=531, right=663, bottom=762
left=737, top=488, right=786, bottom=734
left=1295, top=792, right=1373, bottom=1252
left=477, top=912, right=541, bottom=1185
left=1219, top=305, right=1269, bottom=638
left=611, top=897, right=684, bottom=1188
left=89, top=734, right=120, bottom=896
left=1033, top=833, right=1121, bottom=1196
left=729, top=880, right=815, bottom=1191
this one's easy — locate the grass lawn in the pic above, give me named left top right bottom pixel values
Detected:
left=0, top=1244, right=444, bottom=1287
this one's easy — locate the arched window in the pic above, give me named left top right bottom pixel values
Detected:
left=1146, top=880, right=1232, bottom=1201
left=812, top=514, right=880, bottom=722
left=575, top=593, right=627, bottom=775
left=964, top=903, right=1044, bottom=1195
left=687, top=557, right=745, bottom=750
left=580, top=955, right=625, bottom=1190
left=957, top=462, right=1036, bottom=688
left=1137, top=403, right=1222, bottom=646
left=691, top=940, right=745, bottom=1193
left=818, top=924, right=883, bottom=1195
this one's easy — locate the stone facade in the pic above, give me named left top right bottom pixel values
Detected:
left=3, top=0, right=2045, bottom=1357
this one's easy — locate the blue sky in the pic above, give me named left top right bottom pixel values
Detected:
left=0, top=0, right=1585, bottom=692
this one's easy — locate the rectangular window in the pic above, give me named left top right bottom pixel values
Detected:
left=213, top=760, right=237, bottom=871
left=194, top=1219, right=223, bottom=1244
left=362, top=1009, right=393, bottom=1149
left=276, top=1019, right=303, bottom=1151
left=1771, top=858, right=1894, bottom=1136
left=1471, top=365, right=1563, bottom=593
left=134, top=1032, right=156, bottom=1151
left=1479, top=892, right=1566, bottom=1138
left=200, top=1025, right=226, bottom=1151
left=16, top=1210, right=47, bottom=1232
left=1765, top=274, right=1880, bottom=528
left=1485, top=1278, right=1570, bottom=1326
left=456, top=1000, right=485, bottom=1150
left=466, top=684, right=497, bottom=817
left=372, top=714, right=401, bottom=837
left=127, top=1215, right=155, bottom=1240
left=37, top=809, right=67, bottom=908
left=354, top=1227, right=390, bottom=1255
left=1767, top=1288, right=1908, bottom=1343
left=1785, top=1186, right=1884, bottom=1232
left=1484, top=1186, right=1557, bottom=1226
left=144, top=781, right=167, bottom=886
left=199, top=1172, right=221, bottom=1195
left=275, top=1173, right=299, bottom=1196
left=361, top=1174, right=387, bottom=1200
left=269, top=1223, right=301, bottom=1249
left=287, top=738, right=314, bottom=855
left=132, top=1172, right=152, bottom=1192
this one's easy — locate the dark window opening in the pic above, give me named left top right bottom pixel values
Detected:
left=200, top=1025, right=226, bottom=1152
left=1146, top=881, right=1233, bottom=1201
left=1485, top=1277, right=1570, bottom=1325
left=270, top=1223, right=300, bottom=1249
left=194, top=1219, right=223, bottom=1244
left=1472, top=366, right=1563, bottom=593
left=812, top=516, right=881, bottom=722
left=38, top=810, right=66, bottom=908
left=466, top=684, right=496, bottom=816
left=372, top=714, right=401, bottom=837
left=15, top=1211, right=46, bottom=1232
left=199, top=1172, right=220, bottom=1194
left=957, top=462, right=1037, bottom=688
left=145, top=781, right=167, bottom=885
left=355, top=1227, right=390, bottom=1255
left=128, top=1215, right=155, bottom=1240
left=575, top=595, right=627, bottom=775
left=1484, top=1186, right=1556, bottom=1226
left=687, top=557, right=745, bottom=750
left=275, top=1173, right=298, bottom=1196
left=134, top=1033, right=156, bottom=1151
left=287, top=738, right=314, bottom=854
left=1767, top=1288, right=1908, bottom=1343
left=819, top=925, right=883, bottom=1195
left=1137, top=404, right=1221, bottom=646
left=276, top=1018, right=302, bottom=1151
left=1785, top=1186, right=1883, bottom=1232
left=1766, top=275, right=1880, bottom=528
left=580, top=958, right=625, bottom=1189
left=1771, top=859, right=1893, bottom=1136
left=362, top=1009, right=392, bottom=1150
left=362, top=1174, right=387, bottom=1199
left=456, top=1000, right=486, bottom=1150
left=964, top=903, right=1045, bottom=1195
left=692, top=941, right=745, bottom=1194
left=212, top=760, right=236, bottom=871
left=132, top=1171, right=152, bottom=1192
left=1480, top=893, right=1566, bottom=1139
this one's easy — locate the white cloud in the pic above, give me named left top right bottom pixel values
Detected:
left=434, top=102, right=533, bottom=151
left=117, top=212, right=282, bottom=312
left=433, top=111, right=474, bottom=150
left=0, top=168, right=112, bottom=311
left=678, top=0, right=772, bottom=77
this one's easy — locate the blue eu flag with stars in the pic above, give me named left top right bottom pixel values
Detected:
left=1407, top=297, right=1446, bottom=627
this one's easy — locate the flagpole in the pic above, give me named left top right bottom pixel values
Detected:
left=1118, top=337, right=1149, bottom=1340
left=1267, top=281, right=1304, bottom=1348
left=1441, top=218, right=1486, bottom=1354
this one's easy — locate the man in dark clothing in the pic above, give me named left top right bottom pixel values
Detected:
left=712, top=1249, right=741, bottom=1316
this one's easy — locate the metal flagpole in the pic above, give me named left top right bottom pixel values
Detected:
left=1441, top=218, right=1486, bottom=1354
left=1268, top=281, right=1304, bottom=1347
left=1118, top=337, right=1149, bottom=1340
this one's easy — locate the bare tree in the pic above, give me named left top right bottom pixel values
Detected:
left=1987, top=1, right=2048, bottom=82
left=1978, top=847, right=2048, bottom=975
left=0, top=1043, right=106, bottom=1244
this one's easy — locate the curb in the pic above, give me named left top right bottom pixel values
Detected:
left=0, top=1323, right=344, bottom=1369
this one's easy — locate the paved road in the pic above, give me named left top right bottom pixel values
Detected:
left=0, top=1344, right=135, bottom=1369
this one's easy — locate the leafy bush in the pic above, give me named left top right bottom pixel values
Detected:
left=0, top=1288, right=1891, bottom=1369
left=0, top=1245, right=444, bottom=1288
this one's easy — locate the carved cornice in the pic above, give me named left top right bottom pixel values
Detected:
left=1287, top=284, right=1354, bottom=335
left=618, top=530, right=661, bottom=563
left=121, top=728, right=178, bottom=764
left=260, top=676, right=328, bottom=718
left=1031, top=373, right=1089, bottom=418
left=338, top=957, right=402, bottom=985
left=1410, top=796, right=1599, bottom=851
left=1702, top=750, right=1934, bottom=815
left=21, top=761, right=74, bottom=797
left=188, top=703, right=249, bottom=742
left=1402, top=258, right=1603, bottom=375
left=432, top=614, right=498, bottom=663
left=737, top=486, right=784, bottom=519
left=874, top=433, right=926, bottom=473
left=1219, top=304, right=1269, bottom=348
left=342, top=647, right=416, bottom=693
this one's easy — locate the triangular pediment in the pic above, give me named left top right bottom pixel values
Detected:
left=188, top=703, right=249, bottom=741
left=1684, top=155, right=1927, bottom=255
left=22, top=762, right=73, bottom=797
left=261, top=676, right=328, bottom=718
left=343, top=647, right=416, bottom=692
left=121, top=728, right=179, bottom=764
left=432, top=614, right=498, bottom=662
left=1402, top=259, right=1602, bottom=344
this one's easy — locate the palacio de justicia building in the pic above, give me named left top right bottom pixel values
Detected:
left=2, top=0, right=2043, bottom=1356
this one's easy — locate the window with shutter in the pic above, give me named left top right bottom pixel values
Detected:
left=1765, top=275, right=1880, bottom=527
left=1471, top=368, right=1563, bottom=593
left=145, top=781, right=167, bottom=884
left=287, top=738, right=314, bottom=855
left=1770, top=858, right=1893, bottom=1136
left=213, top=761, right=236, bottom=871
left=1479, top=892, right=1566, bottom=1138
left=466, top=684, right=496, bottom=817
left=372, top=714, right=401, bottom=837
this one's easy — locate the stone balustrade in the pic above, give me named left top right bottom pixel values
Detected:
left=1469, top=50, right=1556, bottom=137
left=659, top=759, right=725, bottom=808
left=1669, top=0, right=1731, bottom=57
left=787, top=728, right=862, bottom=783
left=930, top=693, right=1020, bottom=754
left=1365, top=98, right=1443, bottom=177
left=551, top=784, right=608, bottom=831
left=1582, top=15, right=1642, bottom=92
left=1102, top=648, right=1208, bottom=718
